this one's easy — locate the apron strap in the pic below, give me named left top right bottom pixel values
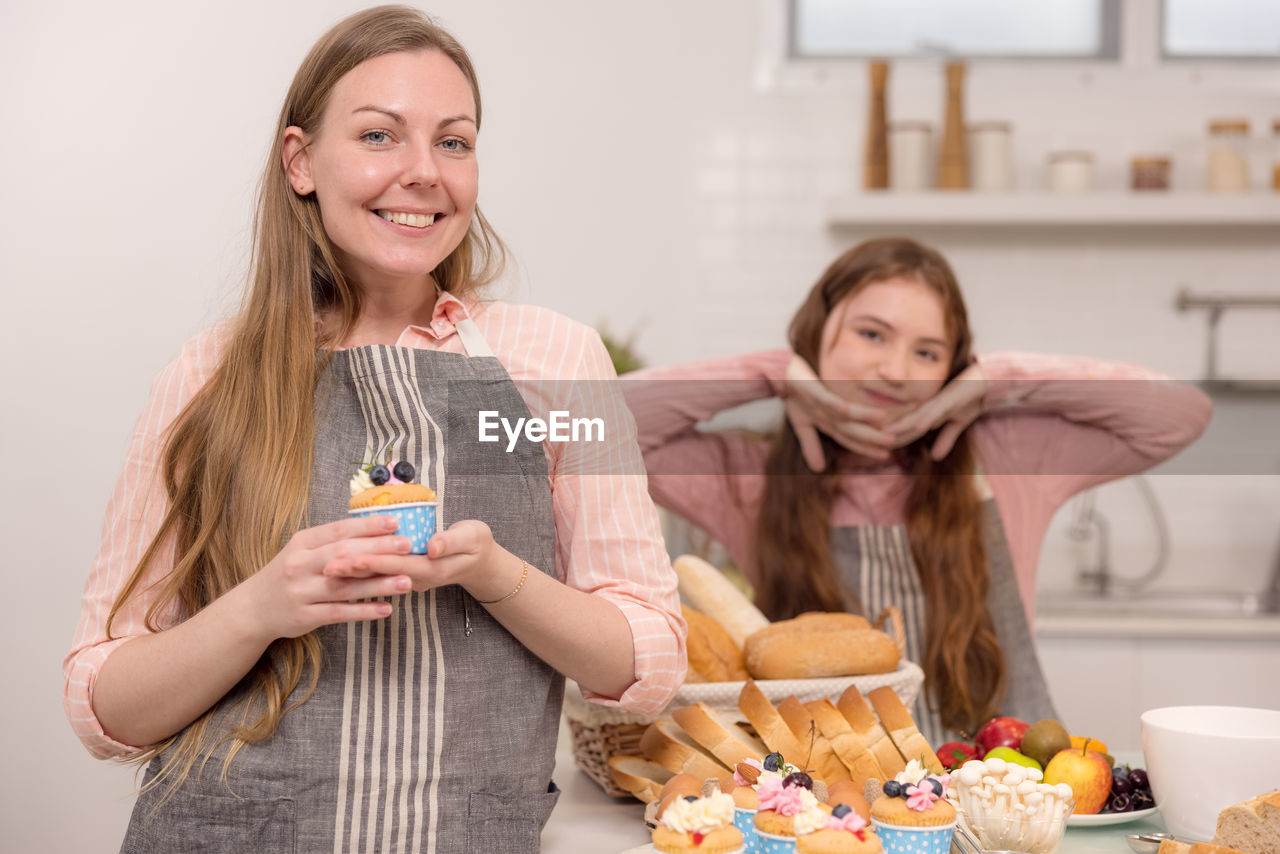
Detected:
left=455, top=317, right=493, bottom=359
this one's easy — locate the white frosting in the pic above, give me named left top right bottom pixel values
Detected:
left=661, top=790, right=735, bottom=834
left=792, top=795, right=829, bottom=835
left=349, top=469, right=374, bottom=496
left=895, top=758, right=929, bottom=786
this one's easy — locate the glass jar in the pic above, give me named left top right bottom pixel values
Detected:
left=1131, top=156, right=1171, bottom=191
left=888, top=121, right=932, bottom=191
left=1206, top=118, right=1250, bottom=192
left=1045, top=151, right=1094, bottom=193
left=969, top=121, right=1014, bottom=192
left=1272, top=119, right=1280, bottom=191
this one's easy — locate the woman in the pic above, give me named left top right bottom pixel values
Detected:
left=624, top=236, right=1210, bottom=745
left=63, top=7, right=683, bottom=851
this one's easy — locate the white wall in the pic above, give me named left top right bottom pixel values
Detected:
left=2, top=1, right=1277, bottom=850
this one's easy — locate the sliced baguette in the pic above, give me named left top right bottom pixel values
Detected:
left=1213, top=790, right=1280, bottom=854
left=866, top=685, right=943, bottom=774
left=737, top=679, right=807, bottom=767
left=640, top=718, right=730, bottom=780
left=671, top=702, right=768, bottom=770
left=606, top=755, right=674, bottom=804
left=776, top=695, right=851, bottom=782
left=805, top=698, right=885, bottom=790
left=1158, top=841, right=1253, bottom=854
left=672, top=554, right=769, bottom=648
left=837, top=685, right=905, bottom=777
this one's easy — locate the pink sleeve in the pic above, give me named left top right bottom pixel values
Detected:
left=974, top=351, right=1212, bottom=507
left=63, top=328, right=225, bottom=759
left=537, top=325, right=687, bottom=715
left=620, top=350, right=788, bottom=565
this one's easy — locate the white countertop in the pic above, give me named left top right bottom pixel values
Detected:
left=1036, top=612, right=1280, bottom=639
left=540, top=724, right=1167, bottom=854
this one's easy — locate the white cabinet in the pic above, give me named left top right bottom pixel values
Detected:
left=1034, top=616, right=1280, bottom=752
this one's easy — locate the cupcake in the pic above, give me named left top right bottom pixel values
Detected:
left=347, top=458, right=438, bottom=553
left=652, top=790, right=745, bottom=854
left=754, top=776, right=831, bottom=853
left=797, top=804, right=883, bottom=854
left=868, top=766, right=956, bottom=854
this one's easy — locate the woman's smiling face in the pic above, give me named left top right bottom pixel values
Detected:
left=284, top=49, right=478, bottom=292
left=817, top=276, right=955, bottom=421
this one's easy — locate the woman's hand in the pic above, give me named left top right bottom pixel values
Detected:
left=885, top=362, right=988, bottom=460
left=328, top=518, right=520, bottom=603
left=242, top=515, right=414, bottom=641
left=783, top=353, right=896, bottom=471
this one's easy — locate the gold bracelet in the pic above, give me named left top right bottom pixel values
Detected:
left=474, top=560, right=529, bottom=605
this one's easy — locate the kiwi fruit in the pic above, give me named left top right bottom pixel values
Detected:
left=1020, top=718, right=1072, bottom=767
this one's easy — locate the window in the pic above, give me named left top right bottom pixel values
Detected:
left=1162, top=0, right=1280, bottom=59
left=792, top=0, right=1120, bottom=60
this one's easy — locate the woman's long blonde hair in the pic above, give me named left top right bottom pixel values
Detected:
left=105, top=5, right=505, bottom=795
left=753, top=237, right=1006, bottom=735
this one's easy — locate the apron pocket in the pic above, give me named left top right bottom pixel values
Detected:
left=121, top=791, right=296, bottom=853
left=465, top=783, right=560, bottom=853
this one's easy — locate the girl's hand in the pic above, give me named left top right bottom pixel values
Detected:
left=783, top=353, right=895, bottom=471
left=243, top=515, right=414, bottom=640
left=885, top=362, right=988, bottom=460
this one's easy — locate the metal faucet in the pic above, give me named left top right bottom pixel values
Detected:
left=1261, top=533, right=1280, bottom=614
left=1069, top=490, right=1112, bottom=596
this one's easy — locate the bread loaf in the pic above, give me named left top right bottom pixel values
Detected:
left=640, top=718, right=730, bottom=780
left=837, top=684, right=905, bottom=777
left=776, top=695, right=851, bottom=782
left=607, top=755, right=675, bottom=804
left=672, top=555, right=769, bottom=647
left=865, top=685, right=943, bottom=774
left=743, top=612, right=900, bottom=680
left=682, top=605, right=749, bottom=682
left=804, top=698, right=885, bottom=790
left=671, top=702, right=768, bottom=770
left=1213, top=790, right=1280, bottom=854
left=737, top=679, right=808, bottom=767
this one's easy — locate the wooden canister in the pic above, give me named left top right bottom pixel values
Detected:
left=863, top=60, right=890, bottom=190
left=937, top=61, right=969, bottom=189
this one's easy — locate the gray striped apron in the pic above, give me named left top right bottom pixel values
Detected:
left=831, top=483, right=1057, bottom=746
left=121, top=318, right=562, bottom=853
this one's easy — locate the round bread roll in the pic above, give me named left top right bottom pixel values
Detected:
left=683, top=605, right=749, bottom=683
left=655, top=772, right=703, bottom=819
left=743, top=612, right=900, bottom=680
left=826, top=780, right=871, bottom=820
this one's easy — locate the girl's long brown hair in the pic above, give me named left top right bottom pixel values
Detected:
left=753, top=237, right=1005, bottom=734
left=104, top=5, right=506, bottom=796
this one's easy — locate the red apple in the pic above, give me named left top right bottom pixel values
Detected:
left=974, top=716, right=1030, bottom=756
left=937, top=741, right=978, bottom=770
left=1043, top=740, right=1113, bottom=815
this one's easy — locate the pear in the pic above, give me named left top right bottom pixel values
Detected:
left=1020, top=718, right=1072, bottom=768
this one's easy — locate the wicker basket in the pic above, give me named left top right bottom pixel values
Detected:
left=562, top=659, right=925, bottom=799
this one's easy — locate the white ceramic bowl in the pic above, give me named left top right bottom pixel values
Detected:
left=1140, top=705, right=1280, bottom=841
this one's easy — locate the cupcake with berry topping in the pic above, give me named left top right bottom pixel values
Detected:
left=796, top=803, right=883, bottom=854
left=652, top=791, right=745, bottom=854
left=754, top=772, right=832, bottom=853
left=348, top=456, right=438, bottom=553
left=867, top=766, right=956, bottom=854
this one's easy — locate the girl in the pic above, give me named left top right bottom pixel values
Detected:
left=623, top=236, right=1210, bottom=745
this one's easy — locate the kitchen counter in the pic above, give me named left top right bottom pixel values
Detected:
left=1036, top=612, right=1280, bottom=639
left=541, top=723, right=1168, bottom=853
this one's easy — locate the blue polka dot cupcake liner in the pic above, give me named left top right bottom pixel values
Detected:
left=870, top=819, right=956, bottom=854
left=349, top=501, right=437, bottom=553
left=754, top=829, right=798, bottom=854
left=734, top=807, right=761, bottom=854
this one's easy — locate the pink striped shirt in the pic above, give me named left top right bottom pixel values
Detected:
left=622, top=349, right=1212, bottom=620
left=65, top=292, right=686, bottom=759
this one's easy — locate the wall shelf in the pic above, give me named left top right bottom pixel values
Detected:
left=826, top=191, right=1280, bottom=228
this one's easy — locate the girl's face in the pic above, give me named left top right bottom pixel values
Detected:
left=817, top=276, right=955, bottom=421
left=284, top=50, right=478, bottom=293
